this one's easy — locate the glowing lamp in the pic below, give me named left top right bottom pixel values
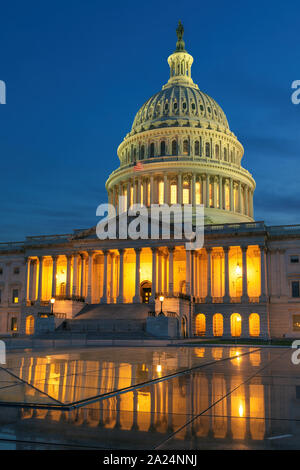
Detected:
left=50, top=297, right=55, bottom=314
left=156, top=365, right=162, bottom=373
left=159, top=295, right=165, bottom=316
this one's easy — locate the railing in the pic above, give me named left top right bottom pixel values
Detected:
left=0, top=241, right=24, bottom=251
left=267, top=224, right=300, bottom=235
left=205, top=221, right=265, bottom=232
left=54, top=295, right=85, bottom=302
left=26, top=233, right=72, bottom=242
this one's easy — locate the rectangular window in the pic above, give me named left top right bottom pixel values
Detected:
left=14, top=267, right=20, bottom=274
left=292, top=281, right=300, bottom=298
left=225, top=185, right=230, bottom=210
left=293, top=315, right=300, bottom=331
left=12, top=289, right=19, bottom=304
left=170, top=183, right=177, bottom=204
left=183, top=185, right=190, bottom=204
left=11, top=317, right=17, bottom=332
left=291, top=256, right=299, bottom=264
left=209, top=183, right=213, bottom=207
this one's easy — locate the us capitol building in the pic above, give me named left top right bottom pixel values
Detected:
left=1, top=23, right=300, bottom=339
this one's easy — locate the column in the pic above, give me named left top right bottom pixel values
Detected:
left=241, top=246, right=249, bottom=303
left=137, top=178, right=141, bottom=205
left=118, top=183, right=122, bottom=214
left=164, top=174, right=168, bottom=204
left=66, top=254, right=72, bottom=297
left=72, top=254, right=78, bottom=297
left=259, top=245, right=268, bottom=302
left=185, top=249, right=191, bottom=296
left=110, top=253, right=115, bottom=302
left=250, top=190, right=254, bottom=218
left=190, top=250, right=195, bottom=298
left=229, top=178, right=234, bottom=211
left=191, top=173, right=196, bottom=208
left=205, top=248, right=212, bottom=302
left=149, top=247, right=157, bottom=303
left=133, top=248, right=141, bottom=303
left=238, top=181, right=242, bottom=213
left=100, top=250, right=108, bottom=303
left=86, top=251, right=95, bottom=303
left=213, top=176, right=218, bottom=208
left=206, top=174, right=210, bottom=208
left=51, top=255, right=58, bottom=298
left=24, top=257, right=31, bottom=303
left=117, top=249, right=125, bottom=303
left=164, top=253, right=168, bottom=293
left=223, top=247, right=230, bottom=302
left=37, top=256, right=43, bottom=302
left=244, top=186, right=249, bottom=216
left=80, top=254, right=86, bottom=298
left=127, top=180, right=131, bottom=210
left=150, top=175, right=154, bottom=204
left=168, top=247, right=174, bottom=295
left=219, top=175, right=223, bottom=210
left=177, top=173, right=182, bottom=205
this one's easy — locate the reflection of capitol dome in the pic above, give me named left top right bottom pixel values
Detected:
left=106, top=22, right=255, bottom=224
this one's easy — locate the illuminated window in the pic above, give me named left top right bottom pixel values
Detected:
left=172, top=140, right=177, bottom=156
left=225, top=185, right=230, bottom=210
left=183, top=139, right=189, bottom=155
left=10, top=317, right=17, bottom=332
left=150, top=142, right=155, bottom=157
left=183, top=182, right=190, bottom=204
left=195, top=181, right=201, bottom=205
left=26, top=315, right=34, bottom=335
left=140, top=183, right=144, bottom=206
left=213, top=314, right=223, bottom=336
left=12, top=289, right=19, bottom=304
left=249, top=313, right=260, bottom=337
left=195, top=141, right=200, bottom=156
left=160, top=141, right=166, bottom=156
left=209, top=183, right=213, bottom=207
left=170, top=183, right=177, bottom=204
left=293, top=315, right=300, bottom=331
left=158, top=180, right=164, bottom=205
left=231, top=313, right=242, bottom=337
left=205, top=142, right=210, bottom=157
left=195, top=314, right=206, bottom=336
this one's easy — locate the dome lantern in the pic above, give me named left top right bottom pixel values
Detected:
left=163, top=21, right=198, bottom=90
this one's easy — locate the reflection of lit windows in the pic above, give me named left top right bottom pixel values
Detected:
left=158, top=181, right=164, bottom=205
left=170, top=183, right=177, bottom=204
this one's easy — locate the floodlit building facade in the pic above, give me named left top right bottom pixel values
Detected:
left=1, top=24, right=300, bottom=339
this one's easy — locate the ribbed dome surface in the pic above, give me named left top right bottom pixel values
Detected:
left=131, top=85, right=229, bottom=135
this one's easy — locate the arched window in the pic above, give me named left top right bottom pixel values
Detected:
left=215, top=145, right=220, bottom=159
left=194, top=140, right=200, bottom=156
left=249, top=313, right=260, bottom=337
left=172, top=139, right=177, bottom=156
left=140, top=145, right=145, bottom=160
left=224, top=148, right=227, bottom=161
left=26, top=315, right=35, bottom=335
left=205, top=142, right=210, bottom=157
left=160, top=141, right=166, bottom=156
left=196, top=314, right=206, bottom=336
left=183, top=139, right=189, bottom=155
left=231, top=313, right=242, bottom=337
left=150, top=142, right=155, bottom=157
left=213, top=314, right=223, bottom=336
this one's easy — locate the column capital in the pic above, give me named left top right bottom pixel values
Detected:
left=134, top=247, right=142, bottom=254
left=118, top=248, right=125, bottom=255
left=223, top=246, right=230, bottom=253
left=241, top=245, right=248, bottom=253
left=66, top=253, right=73, bottom=260
left=52, top=254, right=59, bottom=262
left=205, top=246, right=212, bottom=254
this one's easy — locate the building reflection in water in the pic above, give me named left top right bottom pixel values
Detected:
left=2, top=347, right=287, bottom=444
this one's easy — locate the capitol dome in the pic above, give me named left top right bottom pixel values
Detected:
left=130, top=85, right=229, bottom=136
left=106, top=21, right=255, bottom=225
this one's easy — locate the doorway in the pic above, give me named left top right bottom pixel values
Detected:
left=141, top=281, right=152, bottom=304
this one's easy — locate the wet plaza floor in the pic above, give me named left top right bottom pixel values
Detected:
left=0, top=345, right=299, bottom=449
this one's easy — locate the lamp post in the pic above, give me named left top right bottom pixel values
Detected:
left=159, top=295, right=164, bottom=316
left=50, top=297, right=55, bottom=315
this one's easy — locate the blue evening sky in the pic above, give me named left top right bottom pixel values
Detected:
left=0, top=0, right=299, bottom=241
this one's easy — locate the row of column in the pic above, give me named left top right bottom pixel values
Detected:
left=109, top=173, right=254, bottom=217
left=25, top=244, right=267, bottom=305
